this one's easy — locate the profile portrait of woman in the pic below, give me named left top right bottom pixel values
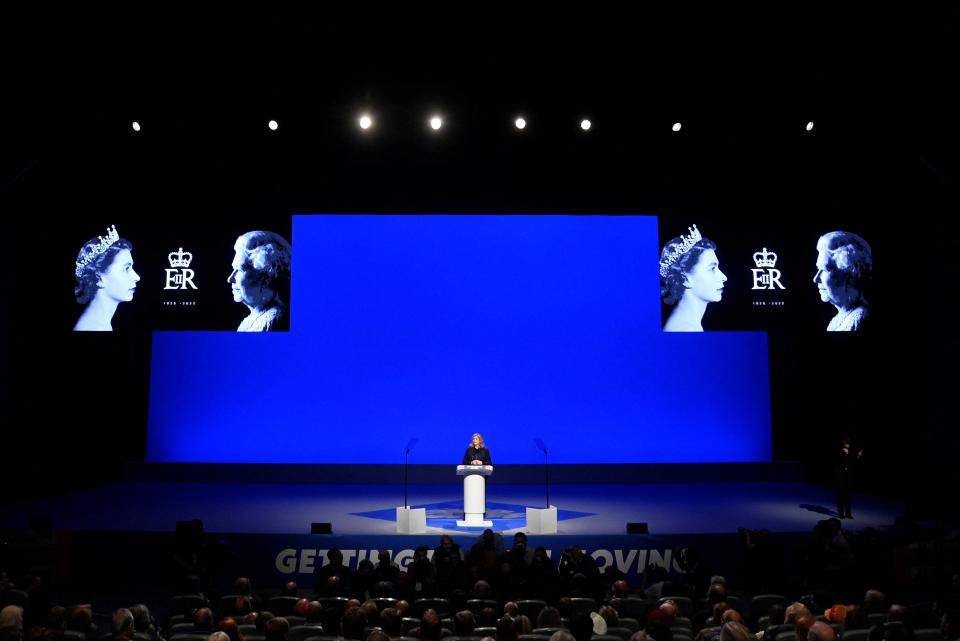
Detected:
left=227, top=230, right=292, bottom=332
left=462, top=433, right=491, bottom=465
left=813, top=231, right=872, bottom=332
left=659, top=224, right=727, bottom=332
left=73, top=225, right=140, bottom=331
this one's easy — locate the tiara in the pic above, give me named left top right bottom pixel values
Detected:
left=659, top=224, right=703, bottom=278
left=75, top=225, right=120, bottom=278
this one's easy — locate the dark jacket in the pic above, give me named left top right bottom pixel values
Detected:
left=462, top=446, right=491, bottom=465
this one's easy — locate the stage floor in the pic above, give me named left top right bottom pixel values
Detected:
left=3, top=481, right=904, bottom=536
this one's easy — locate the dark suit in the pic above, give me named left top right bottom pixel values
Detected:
left=462, top=446, right=491, bottom=465
left=834, top=445, right=860, bottom=518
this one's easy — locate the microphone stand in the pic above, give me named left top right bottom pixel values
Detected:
left=403, top=437, right=419, bottom=509
left=533, top=437, right=550, bottom=509
left=404, top=446, right=410, bottom=509
left=543, top=445, right=550, bottom=509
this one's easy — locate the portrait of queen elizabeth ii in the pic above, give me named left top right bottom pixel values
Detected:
left=813, top=231, right=872, bottom=332
left=227, top=230, right=292, bottom=332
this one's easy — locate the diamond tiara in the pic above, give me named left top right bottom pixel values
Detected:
left=75, top=225, right=120, bottom=278
left=659, top=224, right=703, bottom=278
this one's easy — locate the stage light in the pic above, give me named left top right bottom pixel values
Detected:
left=580, top=119, right=592, bottom=131
left=806, top=121, right=815, bottom=132
left=672, top=122, right=682, bottom=132
left=359, top=114, right=373, bottom=130
left=131, top=121, right=141, bottom=132
left=515, top=117, right=527, bottom=130
left=430, top=116, right=443, bottom=131
left=268, top=120, right=279, bottom=131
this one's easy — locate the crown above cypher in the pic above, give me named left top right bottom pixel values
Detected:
left=168, top=247, right=194, bottom=268
left=753, top=247, right=778, bottom=268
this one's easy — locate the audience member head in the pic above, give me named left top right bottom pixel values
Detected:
left=305, top=602, right=323, bottom=624
left=720, top=622, right=752, bottom=641
left=710, top=603, right=729, bottom=626
left=360, top=601, right=379, bottom=626
left=658, top=602, right=678, bottom=627
left=44, top=606, right=66, bottom=631
left=282, top=582, right=298, bottom=597
left=824, top=606, right=848, bottom=625
left=707, top=583, right=727, bottom=604
left=379, top=608, right=401, bottom=636
left=863, top=591, right=885, bottom=614
left=613, top=580, right=630, bottom=598
left=887, top=605, right=907, bottom=623
left=721, top=610, right=743, bottom=625
left=504, top=603, right=519, bottom=618
left=265, top=617, right=289, bottom=641
left=257, top=613, right=275, bottom=634
left=807, top=621, right=837, bottom=641
left=218, top=618, right=245, bottom=641
left=454, top=611, right=476, bottom=636
left=497, top=616, right=519, bottom=641
left=786, top=603, right=812, bottom=624
left=233, top=577, right=252, bottom=596
left=341, top=607, right=366, bottom=641
left=368, top=631, right=390, bottom=641
left=0, top=607, right=23, bottom=641
left=128, top=605, right=153, bottom=633
left=111, top=609, right=134, bottom=641
left=795, top=615, right=816, bottom=641
left=193, top=608, right=213, bottom=633
left=516, top=616, right=531, bottom=635
left=550, top=633, right=577, bottom=641
left=66, top=606, right=93, bottom=634
left=599, top=607, right=619, bottom=627
left=538, top=607, right=562, bottom=629
left=234, top=597, right=253, bottom=618
left=208, top=633, right=230, bottom=641
left=473, top=580, right=493, bottom=599
left=419, top=611, right=443, bottom=641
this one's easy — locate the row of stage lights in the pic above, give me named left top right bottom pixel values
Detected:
left=129, top=116, right=818, bottom=134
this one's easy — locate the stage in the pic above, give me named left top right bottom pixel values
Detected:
left=0, top=465, right=905, bottom=593
left=2, top=479, right=902, bottom=536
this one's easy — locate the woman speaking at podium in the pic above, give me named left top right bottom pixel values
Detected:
left=463, top=433, right=492, bottom=465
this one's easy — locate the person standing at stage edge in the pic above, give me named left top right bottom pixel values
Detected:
left=834, top=436, right=863, bottom=519
left=463, top=433, right=491, bottom=465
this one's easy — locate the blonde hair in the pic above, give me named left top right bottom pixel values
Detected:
left=471, top=433, right=485, bottom=447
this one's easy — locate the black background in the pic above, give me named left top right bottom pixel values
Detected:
left=2, top=9, right=956, bottom=513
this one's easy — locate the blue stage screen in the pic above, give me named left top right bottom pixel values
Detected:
left=147, top=215, right=771, bottom=463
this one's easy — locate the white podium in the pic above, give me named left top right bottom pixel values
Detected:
left=456, top=464, right=493, bottom=527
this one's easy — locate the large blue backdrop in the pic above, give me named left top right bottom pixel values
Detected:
left=147, top=215, right=771, bottom=464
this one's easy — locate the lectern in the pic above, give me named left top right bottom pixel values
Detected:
left=456, top=464, right=493, bottom=527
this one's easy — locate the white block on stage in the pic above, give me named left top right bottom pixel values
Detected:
left=526, top=505, right=558, bottom=534
left=396, top=506, right=427, bottom=533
